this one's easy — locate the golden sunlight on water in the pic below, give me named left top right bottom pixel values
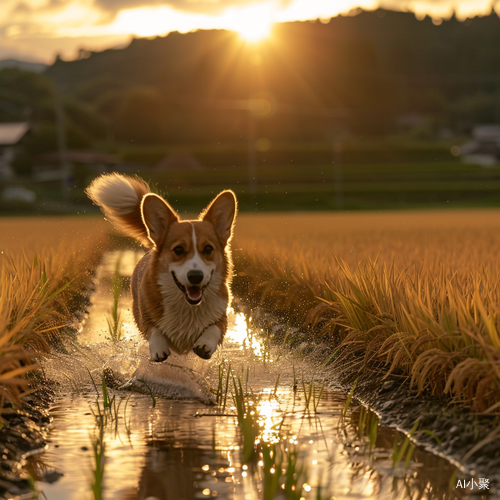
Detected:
left=225, top=310, right=266, bottom=359
left=256, top=399, right=282, bottom=444
left=35, top=250, right=468, bottom=500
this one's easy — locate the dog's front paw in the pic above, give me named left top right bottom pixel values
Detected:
left=148, top=328, right=171, bottom=362
left=193, top=344, right=213, bottom=359
left=193, top=325, right=221, bottom=360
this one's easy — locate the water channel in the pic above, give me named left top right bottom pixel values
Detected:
left=32, top=250, right=485, bottom=500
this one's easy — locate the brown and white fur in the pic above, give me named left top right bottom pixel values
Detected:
left=85, top=173, right=237, bottom=362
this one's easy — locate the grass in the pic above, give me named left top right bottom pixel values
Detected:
left=232, top=375, right=259, bottom=463
left=301, top=377, right=324, bottom=414
left=341, top=379, right=358, bottom=420
left=229, top=373, right=309, bottom=498
left=212, top=361, right=231, bottom=408
left=233, top=209, right=500, bottom=412
left=0, top=217, right=108, bottom=418
left=88, top=370, right=126, bottom=499
left=355, top=406, right=379, bottom=451
left=392, top=421, right=419, bottom=470
left=260, top=442, right=307, bottom=500
left=91, top=421, right=105, bottom=500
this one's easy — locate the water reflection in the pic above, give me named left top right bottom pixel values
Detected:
left=256, top=399, right=282, bottom=444
left=34, top=250, right=486, bottom=500
left=225, top=310, right=266, bottom=359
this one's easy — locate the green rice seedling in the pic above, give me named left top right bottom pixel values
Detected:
left=102, top=373, right=115, bottom=410
left=281, top=444, right=307, bottom=500
left=355, top=406, right=379, bottom=451
left=301, top=377, right=325, bottom=413
left=213, top=361, right=231, bottom=408
left=106, top=255, right=123, bottom=342
left=392, top=421, right=419, bottom=470
left=232, top=375, right=259, bottom=463
left=88, top=376, right=127, bottom=499
left=368, top=414, right=378, bottom=451
left=321, top=347, right=340, bottom=367
left=260, top=441, right=307, bottom=500
left=342, top=378, right=358, bottom=419
left=448, top=468, right=458, bottom=493
left=260, top=443, right=283, bottom=500
left=223, top=364, right=231, bottom=408
left=230, top=374, right=311, bottom=499
left=270, top=373, right=280, bottom=401
left=91, top=419, right=106, bottom=500
left=301, top=377, right=312, bottom=411
left=357, top=406, right=367, bottom=436
left=86, top=369, right=121, bottom=431
left=422, top=429, right=441, bottom=445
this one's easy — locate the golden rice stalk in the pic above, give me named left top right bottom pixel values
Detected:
left=0, top=224, right=109, bottom=413
left=236, top=247, right=500, bottom=411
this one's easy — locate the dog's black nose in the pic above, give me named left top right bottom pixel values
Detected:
left=187, top=270, right=204, bottom=285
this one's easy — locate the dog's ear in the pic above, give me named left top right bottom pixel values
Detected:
left=200, top=190, right=237, bottom=246
left=141, top=194, right=178, bottom=249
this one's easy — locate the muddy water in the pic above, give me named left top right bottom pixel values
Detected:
left=35, top=250, right=483, bottom=500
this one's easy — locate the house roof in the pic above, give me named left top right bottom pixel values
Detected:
left=472, top=124, right=500, bottom=143
left=0, top=122, right=30, bottom=146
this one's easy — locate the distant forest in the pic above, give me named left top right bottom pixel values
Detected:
left=2, top=8, right=500, bottom=167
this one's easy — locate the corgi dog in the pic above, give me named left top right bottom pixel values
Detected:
left=85, top=173, right=237, bottom=362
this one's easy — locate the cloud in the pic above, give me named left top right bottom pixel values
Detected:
left=0, top=0, right=499, bottom=63
left=380, top=0, right=494, bottom=20
left=89, top=0, right=290, bottom=20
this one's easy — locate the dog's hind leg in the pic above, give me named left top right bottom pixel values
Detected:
left=148, top=327, right=171, bottom=362
left=193, top=324, right=223, bottom=360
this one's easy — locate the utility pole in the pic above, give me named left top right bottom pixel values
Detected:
left=54, top=83, right=71, bottom=202
left=247, top=44, right=259, bottom=196
left=333, top=134, right=344, bottom=209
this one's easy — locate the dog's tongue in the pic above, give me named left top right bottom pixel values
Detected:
left=187, top=286, right=202, bottom=301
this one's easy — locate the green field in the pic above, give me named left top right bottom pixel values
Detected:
left=3, top=141, right=500, bottom=213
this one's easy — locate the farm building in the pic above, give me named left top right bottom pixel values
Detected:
left=0, top=122, right=30, bottom=179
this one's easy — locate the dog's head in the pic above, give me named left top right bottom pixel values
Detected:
left=142, top=190, right=237, bottom=305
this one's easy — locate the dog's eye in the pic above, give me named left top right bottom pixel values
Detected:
left=173, top=246, right=184, bottom=256
left=203, top=245, right=213, bottom=256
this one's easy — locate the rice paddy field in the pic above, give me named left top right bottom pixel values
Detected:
left=1, top=209, right=500, bottom=499
left=233, top=209, right=500, bottom=411
left=0, top=217, right=109, bottom=414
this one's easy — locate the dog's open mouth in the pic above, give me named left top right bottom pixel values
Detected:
left=172, top=272, right=208, bottom=305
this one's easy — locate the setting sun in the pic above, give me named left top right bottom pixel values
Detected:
left=230, top=4, right=275, bottom=42
left=235, top=18, right=273, bottom=42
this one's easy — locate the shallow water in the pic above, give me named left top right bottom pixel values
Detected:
left=34, top=250, right=487, bottom=500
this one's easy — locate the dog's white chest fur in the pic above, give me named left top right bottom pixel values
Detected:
left=156, top=271, right=227, bottom=353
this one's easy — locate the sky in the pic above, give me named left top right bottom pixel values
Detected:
left=0, top=0, right=498, bottom=63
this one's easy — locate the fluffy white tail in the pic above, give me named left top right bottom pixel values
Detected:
left=85, top=173, right=152, bottom=246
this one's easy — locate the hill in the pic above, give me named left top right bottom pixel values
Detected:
left=0, top=59, right=48, bottom=73
left=44, top=9, right=500, bottom=143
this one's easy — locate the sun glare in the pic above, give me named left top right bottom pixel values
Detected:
left=230, top=4, right=275, bottom=43
left=236, top=19, right=272, bottom=43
